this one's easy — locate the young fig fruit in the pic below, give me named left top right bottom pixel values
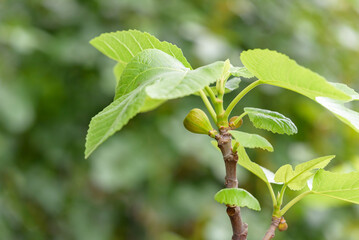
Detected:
left=183, top=108, right=214, bottom=135
left=278, top=217, right=288, bottom=232
left=229, top=116, right=243, bottom=129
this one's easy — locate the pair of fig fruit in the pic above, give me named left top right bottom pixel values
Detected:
left=183, top=108, right=243, bottom=136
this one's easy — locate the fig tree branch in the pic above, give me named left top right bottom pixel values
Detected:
left=216, top=129, right=248, bottom=240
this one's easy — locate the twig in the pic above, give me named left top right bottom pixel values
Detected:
left=227, top=207, right=248, bottom=240
left=262, top=217, right=281, bottom=240
left=216, top=129, right=248, bottom=240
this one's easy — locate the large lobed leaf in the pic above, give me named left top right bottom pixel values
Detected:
left=85, top=50, right=225, bottom=158
left=240, top=49, right=359, bottom=133
left=240, top=49, right=351, bottom=101
left=274, top=155, right=334, bottom=190
left=214, top=188, right=261, bottom=211
left=312, top=170, right=359, bottom=204
left=229, top=130, right=273, bottom=152
left=244, top=107, right=297, bottom=135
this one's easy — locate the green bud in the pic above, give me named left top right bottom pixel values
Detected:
left=229, top=116, right=243, bottom=129
left=183, top=108, right=214, bottom=135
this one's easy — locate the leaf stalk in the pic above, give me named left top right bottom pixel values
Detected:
left=199, top=90, right=217, bottom=124
left=224, top=80, right=262, bottom=118
left=280, top=191, right=311, bottom=216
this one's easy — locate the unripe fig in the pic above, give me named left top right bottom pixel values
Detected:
left=278, top=217, right=288, bottom=232
left=229, top=116, right=243, bottom=129
left=183, top=108, right=214, bottom=135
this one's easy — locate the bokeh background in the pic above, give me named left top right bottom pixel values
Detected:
left=1, top=0, right=359, bottom=239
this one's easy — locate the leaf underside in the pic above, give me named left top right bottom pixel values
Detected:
left=229, top=130, right=273, bottom=152
left=312, top=170, right=359, bottom=204
left=274, top=155, right=334, bottom=190
left=214, top=188, right=261, bottom=211
left=244, top=107, right=298, bottom=135
left=316, top=97, right=359, bottom=133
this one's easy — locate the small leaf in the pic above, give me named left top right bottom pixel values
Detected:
left=244, top=107, right=297, bottom=135
left=220, top=59, right=231, bottom=84
left=214, top=188, right=261, bottom=211
left=240, top=49, right=351, bottom=101
left=229, top=130, right=273, bottom=152
left=274, top=155, right=334, bottom=190
left=237, top=146, right=276, bottom=184
left=316, top=97, right=359, bottom=133
left=230, top=66, right=255, bottom=78
left=312, top=170, right=359, bottom=204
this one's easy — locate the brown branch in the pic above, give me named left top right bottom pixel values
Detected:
left=227, top=207, right=248, bottom=240
left=262, top=217, right=281, bottom=240
left=216, top=128, right=248, bottom=240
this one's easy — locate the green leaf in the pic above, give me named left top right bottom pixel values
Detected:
left=230, top=66, right=255, bottom=78
left=237, top=146, right=276, bottom=184
left=214, top=188, right=261, bottom=210
left=92, top=30, right=192, bottom=92
left=90, top=29, right=191, bottom=71
left=316, top=97, right=359, bottom=133
left=274, top=155, right=334, bottom=190
left=85, top=49, right=225, bottom=158
left=312, top=170, right=359, bottom=204
left=140, top=96, right=164, bottom=112
left=240, top=49, right=351, bottom=101
left=85, top=91, right=146, bottom=159
left=244, top=107, right=297, bottom=135
left=229, top=130, right=273, bottom=152
left=114, top=62, right=126, bottom=83
left=127, top=50, right=224, bottom=100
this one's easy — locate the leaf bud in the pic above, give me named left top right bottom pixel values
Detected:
left=229, top=116, right=243, bottom=129
left=278, top=217, right=288, bottom=232
left=183, top=108, right=214, bottom=135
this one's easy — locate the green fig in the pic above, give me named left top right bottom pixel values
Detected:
left=183, top=108, right=214, bottom=135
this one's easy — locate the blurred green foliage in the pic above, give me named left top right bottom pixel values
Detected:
left=1, top=0, right=359, bottom=239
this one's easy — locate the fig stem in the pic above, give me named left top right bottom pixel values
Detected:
left=199, top=90, right=217, bottom=123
